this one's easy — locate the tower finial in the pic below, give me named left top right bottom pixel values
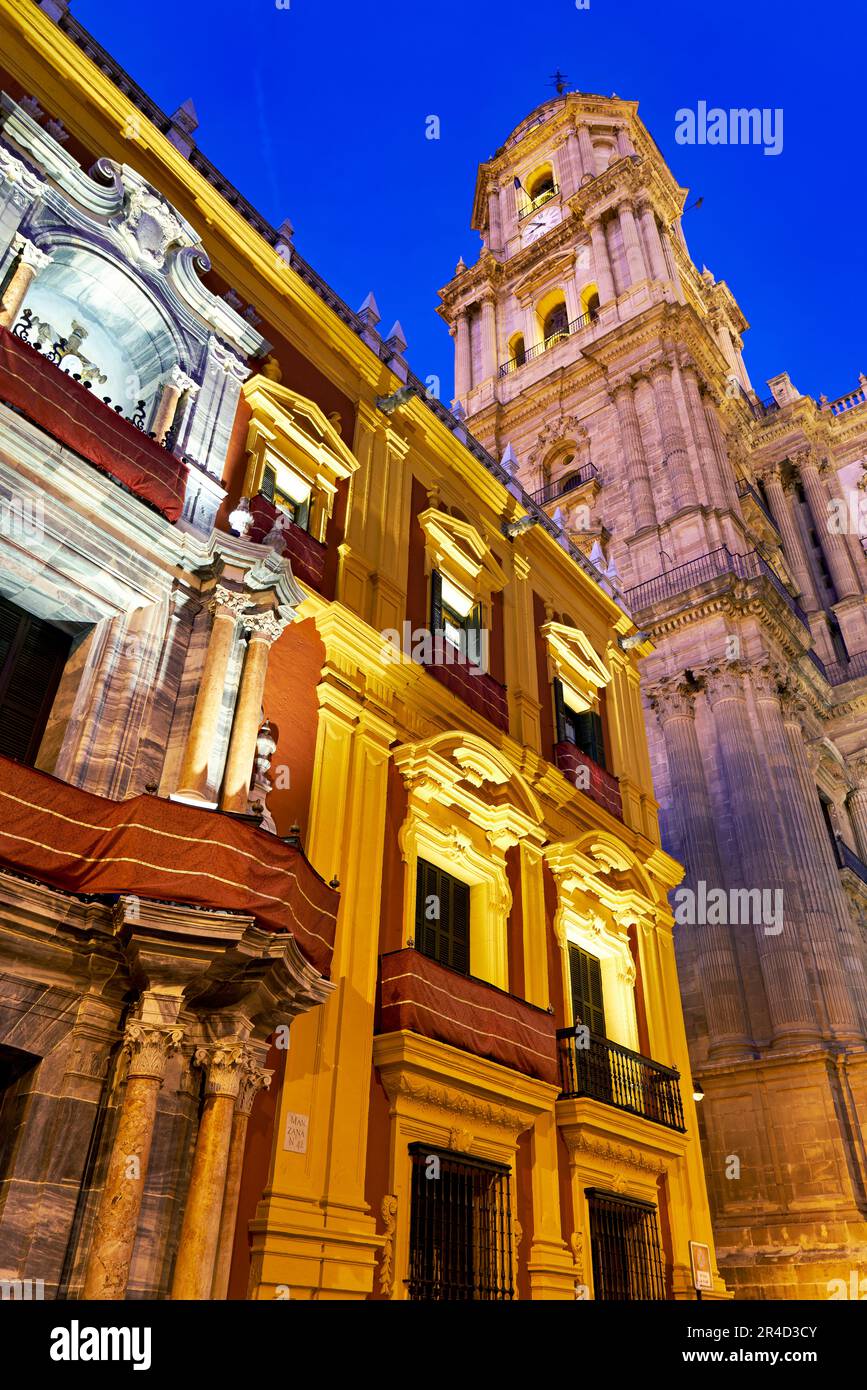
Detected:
left=549, top=69, right=570, bottom=96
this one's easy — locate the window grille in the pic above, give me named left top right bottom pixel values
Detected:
left=586, top=1190, right=667, bottom=1300
left=407, top=1145, right=514, bottom=1300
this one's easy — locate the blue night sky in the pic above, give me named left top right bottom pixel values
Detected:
left=75, top=0, right=864, bottom=407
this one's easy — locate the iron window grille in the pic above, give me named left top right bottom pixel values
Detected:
left=406, top=1144, right=514, bottom=1300
left=586, top=1189, right=667, bottom=1300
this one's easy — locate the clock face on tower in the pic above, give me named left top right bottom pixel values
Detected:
left=521, top=202, right=561, bottom=245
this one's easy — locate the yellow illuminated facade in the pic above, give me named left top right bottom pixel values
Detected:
left=0, top=0, right=726, bottom=1301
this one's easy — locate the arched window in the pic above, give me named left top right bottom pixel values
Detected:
left=580, top=283, right=601, bottom=320
left=18, top=245, right=179, bottom=425
left=508, top=332, right=526, bottom=369
left=543, top=301, right=569, bottom=345
left=527, top=166, right=555, bottom=202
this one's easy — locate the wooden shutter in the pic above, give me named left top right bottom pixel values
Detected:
left=415, top=858, right=470, bottom=975
left=260, top=465, right=276, bottom=500
left=0, top=598, right=71, bottom=765
left=553, top=677, right=568, bottom=744
left=569, top=944, right=606, bottom=1036
left=574, top=709, right=606, bottom=768
left=430, top=569, right=443, bottom=636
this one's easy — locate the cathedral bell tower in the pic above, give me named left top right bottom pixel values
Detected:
left=440, top=89, right=867, bottom=1300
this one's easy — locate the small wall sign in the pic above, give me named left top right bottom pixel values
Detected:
left=689, top=1240, right=713, bottom=1291
left=283, top=1111, right=309, bottom=1154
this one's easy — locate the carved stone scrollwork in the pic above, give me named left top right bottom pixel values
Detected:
left=570, top=1230, right=585, bottom=1284
left=702, top=663, right=747, bottom=708
left=236, top=1063, right=273, bottom=1116
left=123, top=1020, right=185, bottom=1082
left=379, top=1195, right=398, bottom=1297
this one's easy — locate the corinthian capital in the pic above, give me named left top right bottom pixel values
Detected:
left=646, top=676, right=697, bottom=724
left=237, top=1063, right=273, bottom=1115
left=194, top=1040, right=253, bottom=1099
left=124, top=1020, right=185, bottom=1081
left=702, top=663, right=747, bottom=708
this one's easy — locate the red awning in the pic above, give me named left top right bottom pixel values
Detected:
left=379, top=948, right=557, bottom=1085
left=0, top=756, right=337, bottom=976
left=0, top=325, right=188, bottom=521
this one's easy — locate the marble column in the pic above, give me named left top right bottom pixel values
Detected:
left=798, top=452, right=859, bottom=599
left=151, top=366, right=198, bottom=445
left=650, top=363, right=696, bottom=512
left=780, top=693, right=867, bottom=1032
left=454, top=310, right=471, bottom=399
left=681, top=366, right=726, bottom=513
left=0, top=236, right=52, bottom=328
left=220, top=624, right=275, bottom=814
left=612, top=378, right=656, bottom=531
left=618, top=199, right=648, bottom=285
left=637, top=200, right=668, bottom=282
left=479, top=293, right=498, bottom=383
left=576, top=122, right=596, bottom=178
left=487, top=185, right=502, bottom=252
left=704, top=666, right=816, bottom=1044
left=175, top=602, right=239, bottom=803
left=171, top=1040, right=251, bottom=1300
left=763, top=465, right=819, bottom=609
left=210, top=1059, right=272, bottom=1300
left=648, top=679, right=750, bottom=1054
left=847, top=759, right=867, bottom=862
left=82, top=1020, right=184, bottom=1300
left=588, top=216, right=616, bottom=304
left=754, top=670, right=863, bottom=1039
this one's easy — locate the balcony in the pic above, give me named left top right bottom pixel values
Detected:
left=823, top=649, right=867, bottom=686
left=498, top=310, right=597, bottom=378
left=378, top=948, right=558, bottom=1085
left=736, top=475, right=779, bottom=534
left=516, top=182, right=560, bottom=220
left=557, top=1027, right=685, bottom=1132
left=624, top=546, right=809, bottom=630
left=554, top=742, right=622, bottom=820
left=834, top=838, right=867, bottom=889
left=248, top=493, right=327, bottom=591
left=531, top=462, right=598, bottom=507
left=0, top=323, right=188, bottom=521
left=0, top=753, right=338, bottom=976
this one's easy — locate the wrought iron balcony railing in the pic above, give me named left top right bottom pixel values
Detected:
left=531, top=462, right=598, bottom=506
left=823, top=649, right=867, bottom=686
left=736, top=476, right=779, bottom=533
left=517, top=183, right=560, bottom=220
left=835, top=839, right=867, bottom=888
left=499, top=311, right=597, bottom=378
left=624, top=546, right=809, bottom=630
left=557, top=1028, right=685, bottom=1132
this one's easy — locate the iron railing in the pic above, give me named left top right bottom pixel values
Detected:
left=557, top=1028, right=685, bottom=1131
left=823, top=649, right=867, bottom=685
left=517, top=182, right=560, bottom=220
left=531, top=462, right=598, bottom=506
left=835, top=840, right=867, bottom=888
left=586, top=1190, right=667, bottom=1301
left=624, top=546, right=809, bottom=629
left=406, top=1145, right=514, bottom=1300
left=499, top=311, right=597, bottom=377
left=736, top=476, right=779, bottom=532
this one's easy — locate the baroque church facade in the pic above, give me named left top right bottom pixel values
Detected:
left=439, top=92, right=867, bottom=1299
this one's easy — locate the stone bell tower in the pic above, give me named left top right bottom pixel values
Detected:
left=440, top=89, right=867, bottom=1299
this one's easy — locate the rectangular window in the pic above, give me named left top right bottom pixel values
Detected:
left=430, top=570, right=482, bottom=664
left=587, top=1190, right=667, bottom=1300
left=415, top=858, right=470, bottom=974
left=262, top=464, right=311, bottom=531
left=0, top=597, right=71, bottom=765
left=554, top=678, right=606, bottom=767
left=407, top=1145, right=514, bottom=1300
left=569, top=944, right=606, bottom=1035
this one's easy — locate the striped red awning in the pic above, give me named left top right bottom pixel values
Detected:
left=0, top=756, right=337, bottom=976
left=0, top=325, right=188, bottom=521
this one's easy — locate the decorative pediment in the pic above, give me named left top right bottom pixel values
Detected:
left=417, top=508, right=507, bottom=601
left=541, top=621, right=611, bottom=712
left=512, top=247, right=577, bottom=304
left=242, top=376, right=359, bottom=542
left=393, top=731, right=544, bottom=850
